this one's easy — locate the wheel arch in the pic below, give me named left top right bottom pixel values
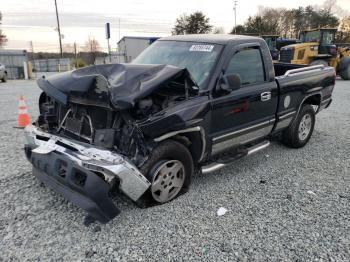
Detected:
left=296, top=93, right=322, bottom=117
left=38, top=92, right=47, bottom=113
left=153, top=127, right=206, bottom=164
left=303, top=93, right=321, bottom=106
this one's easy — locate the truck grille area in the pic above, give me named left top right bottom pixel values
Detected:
left=58, top=104, right=112, bottom=143
left=38, top=95, right=111, bottom=144
left=38, top=94, right=150, bottom=166
left=280, top=48, right=295, bottom=63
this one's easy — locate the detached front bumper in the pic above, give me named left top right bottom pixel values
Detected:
left=24, top=124, right=151, bottom=223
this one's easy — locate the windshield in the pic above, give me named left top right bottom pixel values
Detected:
left=321, top=31, right=335, bottom=45
left=300, top=31, right=335, bottom=45
left=133, top=40, right=222, bottom=88
left=263, top=37, right=277, bottom=50
left=301, top=31, right=321, bottom=43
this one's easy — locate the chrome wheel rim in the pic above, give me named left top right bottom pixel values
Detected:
left=298, top=114, right=312, bottom=141
left=151, top=160, right=185, bottom=203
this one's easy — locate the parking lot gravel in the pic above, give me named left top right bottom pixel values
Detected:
left=0, top=77, right=349, bottom=261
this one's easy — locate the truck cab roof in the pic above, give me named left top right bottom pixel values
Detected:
left=159, top=34, right=261, bottom=45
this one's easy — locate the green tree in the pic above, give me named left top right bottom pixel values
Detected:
left=292, top=5, right=339, bottom=37
left=231, top=15, right=277, bottom=35
left=172, top=12, right=213, bottom=35
left=230, top=25, right=246, bottom=34
left=232, top=3, right=340, bottom=39
left=0, top=12, right=8, bottom=47
left=230, top=7, right=290, bottom=36
left=292, top=7, right=305, bottom=38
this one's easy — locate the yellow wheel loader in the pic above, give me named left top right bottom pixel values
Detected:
left=279, top=28, right=350, bottom=80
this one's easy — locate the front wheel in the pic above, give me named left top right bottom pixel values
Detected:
left=2, top=73, right=7, bottom=82
left=137, top=140, right=194, bottom=207
left=282, top=104, right=316, bottom=148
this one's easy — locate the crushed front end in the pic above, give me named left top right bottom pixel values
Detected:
left=24, top=63, right=199, bottom=222
left=24, top=124, right=151, bottom=223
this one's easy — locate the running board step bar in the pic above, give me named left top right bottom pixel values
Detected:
left=201, top=141, right=270, bottom=174
left=247, top=140, right=270, bottom=155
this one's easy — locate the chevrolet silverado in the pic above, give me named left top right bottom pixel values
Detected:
left=24, top=35, right=335, bottom=223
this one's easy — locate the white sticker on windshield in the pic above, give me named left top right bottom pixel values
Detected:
left=189, top=45, right=214, bottom=52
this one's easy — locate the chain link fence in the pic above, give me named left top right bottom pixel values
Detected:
left=0, top=50, right=28, bottom=79
left=33, top=58, right=71, bottom=72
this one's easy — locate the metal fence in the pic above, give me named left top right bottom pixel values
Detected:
left=0, top=50, right=28, bottom=79
left=33, top=58, right=71, bottom=72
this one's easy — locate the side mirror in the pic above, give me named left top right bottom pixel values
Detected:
left=220, top=73, right=242, bottom=92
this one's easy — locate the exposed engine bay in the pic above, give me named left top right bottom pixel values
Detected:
left=36, top=64, right=198, bottom=168
left=133, top=82, right=189, bottom=119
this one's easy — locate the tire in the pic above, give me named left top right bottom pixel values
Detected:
left=310, top=60, right=328, bottom=67
left=2, top=73, right=7, bottom=82
left=137, top=140, right=194, bottom=208
left=339, top=61, right=350, bottom=80
left=282, top=104, right=315, bottom=148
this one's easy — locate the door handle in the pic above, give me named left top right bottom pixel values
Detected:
left=261, top=92, right=271, bottom=102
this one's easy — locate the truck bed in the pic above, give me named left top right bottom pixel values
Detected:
left=273, top=62, right=307, bottom=77
left=273, top=63, right=335, bottom=133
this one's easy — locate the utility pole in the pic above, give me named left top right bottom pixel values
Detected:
left=54, top=0, right=63, bottom=58
left=105, top=23, right=111, bottom=63
left=74, top=42, right=78, bottom=68
left=107, top=38, right=111, bottom=63
left=29, top=41, right=34, bottom=61
left=117, top=18, right=121, bottom=63
left=29, top=41, right=36, bottom=79
left=233, top=0, right=238, bottom=34
left=118, top=18, right=121, bottom=42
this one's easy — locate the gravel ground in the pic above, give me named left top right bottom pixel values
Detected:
left=0, top=78, right=349, bottom=261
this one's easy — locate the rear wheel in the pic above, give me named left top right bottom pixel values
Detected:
left=282, top=104, right=315, bottom=148
left=137, top=140, right=193, bottom=207
left=339, top=61, right=350, bottom=80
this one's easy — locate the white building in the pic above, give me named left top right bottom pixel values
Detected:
left=117, top=36, right=159, bottom=63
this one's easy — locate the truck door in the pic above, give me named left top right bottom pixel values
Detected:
left=210, top=43, right=278, bottom=155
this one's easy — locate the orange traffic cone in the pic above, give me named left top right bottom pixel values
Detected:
left=15, top=95, right=31, bottom=128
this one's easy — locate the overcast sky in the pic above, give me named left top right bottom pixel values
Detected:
left=1, top=0, right=350, bottom=52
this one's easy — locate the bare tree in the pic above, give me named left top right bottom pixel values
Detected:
left=212, top=27, right=225, bottom=34
left=63, top=43, right=75, bottom=53
left=280, top=10, right=295, bottom=38
left=337, top=17, right=350, bottom=42
left=323, top=0, right=349, bottom=18
left=84, top=36, right=100, bottom=65
left=0, top=12, right=8, bottom=47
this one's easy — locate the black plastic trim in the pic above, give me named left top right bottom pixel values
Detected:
left=24, top=145, right=120, bottom=223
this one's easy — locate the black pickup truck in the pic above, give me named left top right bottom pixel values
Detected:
left=24, top=35, right=335, bottom=223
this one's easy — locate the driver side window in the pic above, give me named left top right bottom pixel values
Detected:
left=225, top=47, right=265, bottom=86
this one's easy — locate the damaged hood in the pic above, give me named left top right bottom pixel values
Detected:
left=37, top=63, right=198, bottom=109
